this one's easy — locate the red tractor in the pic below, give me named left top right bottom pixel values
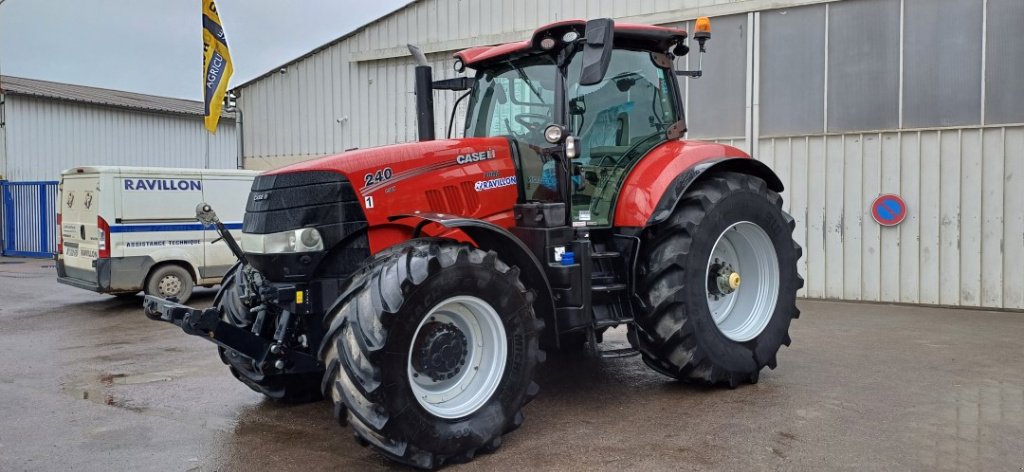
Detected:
left=146, top=17, right=801, bottom=469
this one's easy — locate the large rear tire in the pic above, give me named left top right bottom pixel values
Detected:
left=635, top=171, right=802, bottom=386
left=217, top=265, right=324, bottom=403
left=319, top=240, right=543, bottom=469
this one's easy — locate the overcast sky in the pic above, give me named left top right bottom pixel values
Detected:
left=0, top=0, right=410, bottom=100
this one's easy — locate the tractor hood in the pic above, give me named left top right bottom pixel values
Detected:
left=260, top=136, right=520, bottom=229
left=264, top=137, right=510, bottom=182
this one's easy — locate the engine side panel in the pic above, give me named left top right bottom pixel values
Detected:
left=265, top=137, right=519, bottom=252
left=612, top=139, right=751, bottom=228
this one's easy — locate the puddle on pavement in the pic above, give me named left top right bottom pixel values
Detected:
left=100, top=371, right=179, bottom=386
left=59, top=368, right=242, bottom=434
left=64, top=369, right=188, bottom=414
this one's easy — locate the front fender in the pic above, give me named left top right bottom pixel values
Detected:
left=389, top=213, right=557, bottom=341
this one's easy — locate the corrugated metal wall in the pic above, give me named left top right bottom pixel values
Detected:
left=3, top=95, right=237, bottom=181
left=760, top=126, right=1024, bottom=310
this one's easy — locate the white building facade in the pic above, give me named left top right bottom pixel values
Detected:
left=233, top=0, right=1024, bottom=310
left=0, top=76, right=238, bottom=256
left=0, top=76, right=238, bottom=181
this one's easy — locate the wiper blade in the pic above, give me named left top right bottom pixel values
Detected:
left=506, top=60, right=545, bottom=103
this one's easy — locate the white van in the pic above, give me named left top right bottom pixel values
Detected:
left=55, top=166, right=258, bottom=303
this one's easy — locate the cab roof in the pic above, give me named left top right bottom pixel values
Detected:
left=455, top=20, right=688, bottom=68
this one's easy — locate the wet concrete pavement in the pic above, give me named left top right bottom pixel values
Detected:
left=1, top=257, right=1022, bottom=471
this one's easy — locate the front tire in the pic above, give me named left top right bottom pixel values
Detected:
left=635, top=171, right=802, bottom=386
left=320, top=240, right=543, bottom=469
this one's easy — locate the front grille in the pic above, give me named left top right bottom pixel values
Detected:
left=241, top=171, right=370, bottom=281
left=243, top=171, right=365, bottom=235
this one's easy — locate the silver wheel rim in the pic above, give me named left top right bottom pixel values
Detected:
left=705, top=221, right=780, bottom=342
left=407, top=295, right=507, bottom=419
left=158, top=274, right=183, bottom=297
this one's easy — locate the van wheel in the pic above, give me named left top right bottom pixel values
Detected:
left=145, top=264, right=194, bottom=304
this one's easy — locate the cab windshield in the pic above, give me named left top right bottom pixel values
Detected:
left=464, top=55, right=558, bottom=201
left=464, top=49, right=678, bottom=226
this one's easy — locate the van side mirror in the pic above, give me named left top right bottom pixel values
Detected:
left=579, top=18, right=615, bottom=86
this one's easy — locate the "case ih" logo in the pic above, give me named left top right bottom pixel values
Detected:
left=456, top=149, right=495, bottom=165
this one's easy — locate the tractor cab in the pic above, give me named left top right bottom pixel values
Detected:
left=456, top=20, right=692, bottom=227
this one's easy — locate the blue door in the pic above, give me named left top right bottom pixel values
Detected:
left=1, top=181, right=59, bottom=258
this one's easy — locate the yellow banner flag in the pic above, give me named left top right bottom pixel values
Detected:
left=202, top=0, right=233, bottom=134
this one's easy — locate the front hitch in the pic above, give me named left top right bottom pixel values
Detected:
left=143, top=295, right=320, bottom=374
left=143, top=202, right=321, bottom=375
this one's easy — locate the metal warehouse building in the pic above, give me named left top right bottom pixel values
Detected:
left=0, top=76, right=238, bottom=256
left=232, top=0, right=1024, bottom=310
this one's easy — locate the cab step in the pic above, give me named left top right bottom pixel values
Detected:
left=594, top=318, right=633, bottom=329
left=599, top=347, right=640, bottom=358
left=586, top=328, right=640, bottom=358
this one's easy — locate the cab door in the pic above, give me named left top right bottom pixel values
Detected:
left=564, top=49, right=680, bottom=227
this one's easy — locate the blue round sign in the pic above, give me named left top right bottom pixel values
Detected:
left=871, top=194, right=907, bottom=226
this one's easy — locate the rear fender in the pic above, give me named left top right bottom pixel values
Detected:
left=646, top=158, right=784, bottom=226
left=610, top=137, right=786, bottom=227
left=613, top=140, right=783, bottom=227
left=388, top=213, right=557, bottom=339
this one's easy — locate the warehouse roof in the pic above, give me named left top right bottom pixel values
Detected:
left=0, top=75, right=232, bottom=118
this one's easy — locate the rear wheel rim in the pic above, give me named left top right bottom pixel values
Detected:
left=407, top=295, right=507, bottom=419
left=158, top=274, right=183, bottom=297
left=705, top=221, right=780, bottom=342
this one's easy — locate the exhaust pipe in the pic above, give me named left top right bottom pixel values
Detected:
left=408, top=44, right=435, bottom=141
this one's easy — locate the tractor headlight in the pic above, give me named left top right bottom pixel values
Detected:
left=241, top=228, right=324, bottom=254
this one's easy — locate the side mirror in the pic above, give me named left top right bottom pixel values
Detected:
left=579, top=18, right=615, bottom=86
